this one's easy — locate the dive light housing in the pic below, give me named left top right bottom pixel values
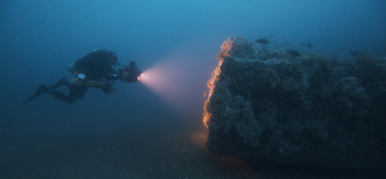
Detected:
left=118, top=61, right=143, bottom=82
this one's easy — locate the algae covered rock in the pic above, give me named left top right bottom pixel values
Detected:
left=203, top=37, right=386, bottom=171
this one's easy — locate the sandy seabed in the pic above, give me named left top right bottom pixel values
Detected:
left=0, top=117, right=383, bottom=179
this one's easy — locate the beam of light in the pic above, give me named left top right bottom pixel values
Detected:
left=135, top=35, right=219, bottom=125
left=138, top=52, right=207, bottom=117
left=139, top=60, right=179, bottom=100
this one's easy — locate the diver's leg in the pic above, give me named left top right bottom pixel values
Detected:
left=48, top=83, right=88, bottom=104
left=48, top=91, right=77, bottom=104
left=18, top=84, right=49, bottom=106
left=69, top=85, right=88, bottom=99
left=48, top=77, right=71, bottom=90
left=19, top=78, right=78, bottom=105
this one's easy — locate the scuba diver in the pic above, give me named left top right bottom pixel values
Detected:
left=19, top=49, right=142, bottom=105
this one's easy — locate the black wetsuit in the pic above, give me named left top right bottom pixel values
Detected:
left=47, top=77, right=88, bottom=104
left=48, top=50, right=120, bottom=104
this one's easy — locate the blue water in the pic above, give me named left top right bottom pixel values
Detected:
left=1, top=1, right=385, bottom=178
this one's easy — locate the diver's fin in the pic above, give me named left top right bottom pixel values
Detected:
left=18, top=84, right=48, bottom=106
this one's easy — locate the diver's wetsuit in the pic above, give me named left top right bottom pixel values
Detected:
left=45, top=77, right=88, bottom=104
left=19, top=49, right=143, bottom=106
left=46, top=50, right=120, bottom=104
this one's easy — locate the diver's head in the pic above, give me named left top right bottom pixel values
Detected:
left=129, top=61, right=136, bottom=67
left=107, top=51, right=118, bottom=65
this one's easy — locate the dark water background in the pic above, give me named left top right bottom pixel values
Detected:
left=1, top=1, right=386, bottom=178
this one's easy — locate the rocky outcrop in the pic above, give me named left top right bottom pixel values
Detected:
left=203, top=37, right=386, bottom=171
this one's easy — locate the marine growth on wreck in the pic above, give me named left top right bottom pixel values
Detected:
left=203, top=37, right=386, bottom=171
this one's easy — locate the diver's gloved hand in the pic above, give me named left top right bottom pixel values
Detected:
left=110, top=87, right=117, bottom=94
left=101, top=84, right=116, bottom=94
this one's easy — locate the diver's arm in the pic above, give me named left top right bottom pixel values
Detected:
left=105, top=73, right=121, bottom=81
left=102, top=66, right=121, bottom=81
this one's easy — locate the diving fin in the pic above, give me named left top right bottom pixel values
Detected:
left=18, top=84, right=49, bottom=106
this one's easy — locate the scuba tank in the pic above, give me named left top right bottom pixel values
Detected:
left=68, top=49, right=111, bottom=89
left=67, top=61, right=77, bottom=74
left=67, top=49, right=101, bottom=75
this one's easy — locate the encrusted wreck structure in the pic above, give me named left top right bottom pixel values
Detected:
left=203, top=37, right=386, bottom=171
